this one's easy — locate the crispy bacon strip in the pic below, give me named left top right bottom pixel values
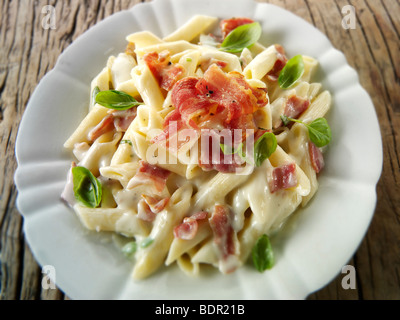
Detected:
left=153, top=64, right=268, bottom=173
left=220, top=17, right=255, bottom=38
left=269, top=163, right=298, bottom=193
left=284, top=94, right=310, bottom=120
left=196, top=64, right=257, bottom=122
left=228, top=71, right=269, bottom=109
left=143, top=51, right=184, bottom=91
left=173, top=211, right=208, bottom=240
left=127, top=161, right=171, bottom=192
left=309, top=142, right=325, bottom=173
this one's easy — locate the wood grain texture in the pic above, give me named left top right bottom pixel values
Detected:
left=0, top=0, right=398, bottom=300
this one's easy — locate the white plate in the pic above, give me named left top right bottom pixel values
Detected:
left=15, top=0, right=382, bottom=299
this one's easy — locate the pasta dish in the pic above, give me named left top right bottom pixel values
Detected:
left=61, top=15, right=332, bottom=279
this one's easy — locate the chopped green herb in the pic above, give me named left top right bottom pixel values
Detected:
left=120, top=139, right=133, bottom=146
left=140, top=238, right=154, bottom=248
left=121, top=241, right=137, bottom=257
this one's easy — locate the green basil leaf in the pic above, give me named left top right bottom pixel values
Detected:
left=252, top=234, right=274, bottom=272
left=307, top=118, right=332, bottom=147
left=220, top=22, right=262, bottom=53
left=95, top=90, right=142, bottom=110
left=220, top=143, right=235, bottom=155
left=140, top=238, right=154, bottom=248
left=280, top=116, right=332, bottom=148
left=254, top=132, right=277, bottom=167
left=72, top=166, right=102, bottom=208
left=121, top=241, right=137, bottom=257
left=236, top=142, right=247, bottom=161
left=278, top=54, right=304, bottom=89
left=92, top=86, right=100, bottom=106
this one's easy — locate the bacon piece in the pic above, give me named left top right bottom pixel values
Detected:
left=112, top=108, right=137, bottom=132
left=88, top=109, right=137, bottom=142
left=269, top=163, right=298, bottom=193
left=220, top=17, right=255, bottom=38
left=137, top=199, right=156, bottom=222
left=137, top=195, right=170, bottom=222
left=309, top=142, right=325, bottom=173
left=170, top=65, right=266, bottom=129
left=196, top=64, right=257, bottom=122
left=209, top=205, right=236, bottom=259
left=284, top=94, right=310, bottom=120
left=173, top=211, right=208, bottom=240
left=228, top=71, right=269, bottom=109
left=172, top=77, right=215, bottom=126
left=200, top=58, right=228, bottom=72
left=127, top=161, right=171, bottom=192
left=141, top=194, right=169, bottom=213
left=143, top=51, right=184, bottom=91
left=151, top=109, right=183, bottom=144
left=266, top=45, right=288, bottom=81
left=88, top=115, right=114, bottom=141
left=209, top=205, right=240, bottom=273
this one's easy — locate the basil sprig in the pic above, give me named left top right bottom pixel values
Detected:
left=278, top=54, right=304, bottom=89
left=220, top=22, right=262, bottom=53
left=72, top=166, right=102, bottom=208
left=281, top=115, right=331, bottom=147
left=220, top=131, right=277, bottom=167
left=252, top=234, right=274, bottom=272
left=95, top=90, right=143, bottom=110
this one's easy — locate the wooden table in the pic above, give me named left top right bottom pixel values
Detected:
left=0, top=0, right=398, bottom=300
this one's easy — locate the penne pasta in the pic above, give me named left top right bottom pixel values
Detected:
left=62, top=15, right=332, bottom=280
